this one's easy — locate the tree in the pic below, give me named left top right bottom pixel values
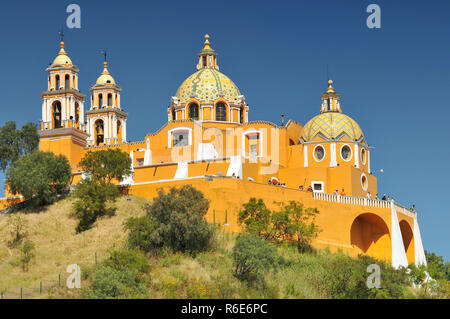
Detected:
left=72, top=179, right=119, bottom=232
left=232, top=233, right=277, bottom=281
left=0, top=121, right=39, bottom=171
left=72, top=149, right=132, bottom=232
left=238, top=198, right=321, bottom=251
left=125, top=185, right=216, bottom=255
left=78, top=149, right=132, bottom=183
left=6, top=151, right=72, bottom=206
left=6, top=214, right=28, bottom=247
left=20, top=239, right=36, bottom=272
left=425, top=251, right=449, bottom=280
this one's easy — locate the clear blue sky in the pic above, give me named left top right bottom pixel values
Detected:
left=0, top=0, right=449, bottom=260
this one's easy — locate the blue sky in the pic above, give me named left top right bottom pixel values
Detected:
left=0, top=0, right=449, bottom=260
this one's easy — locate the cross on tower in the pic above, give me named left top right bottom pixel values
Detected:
left=101, top=50, right=107, bottom=62
left=58, top=28, right=64, bottom=42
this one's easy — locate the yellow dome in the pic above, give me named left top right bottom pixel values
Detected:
left=52, top=42, right=72, bottom=65
left=301, top=112, right=364, bottom=142
left=95, top=61, right=116, bottom=85
left=175, top=68, right=241, bottom=103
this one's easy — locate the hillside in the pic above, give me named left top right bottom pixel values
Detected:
left=0, top=195, right=447, bottom=299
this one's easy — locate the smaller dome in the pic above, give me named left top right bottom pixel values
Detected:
left=52, top=42, right=72, bottom=65
left=301, top=112, right=363, bottom=142
left=95, top=61, right=116, bottom=85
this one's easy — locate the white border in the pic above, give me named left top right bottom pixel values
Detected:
left=313, top=144, right=326, bottom=162
left=361, top=148, right=367, bottom=165
left=167, top=126, right=192, bottom=148
left=242, top=129, right=263, bottom=158
left=361, top=173, right=368, bottom=191
left=311, top=181, right=324, bottom=193
left=340, top=144, right=352, bottom=162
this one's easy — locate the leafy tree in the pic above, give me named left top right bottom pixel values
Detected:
left=19, top=239, right=36, bottom=272
left=72, top=149, right=132, bottom=232
left=78, top=149, right=132, bottom=183
left=238, top=198, right=321, bottom=251
left=0, top=121, right=39, bottom=171
left=126, top=185, right=216, bottom=255
left=232, top=233, right=277, bottom=281
left=6, top=151, right=72, bottom=206
left=425, top=251, right=449, bottom=280
left=72, top=179, right=119, bottom=232
left=238, top=198, right=271, bottom=239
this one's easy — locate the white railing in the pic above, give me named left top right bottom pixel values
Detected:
left=313, top=192, right=391, bottom=209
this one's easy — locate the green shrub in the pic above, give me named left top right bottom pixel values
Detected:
left=19, top=239, right=35, bottom=272
left=232, top=233, right=277, bottom=282
left=83, top=266, right=147, bottom=299
left=103, top=249, right=151, bottom=275
left=125, top=185, right=216, bottom=255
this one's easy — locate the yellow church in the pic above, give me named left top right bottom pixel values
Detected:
left=1, top=35, right=427, bottom=269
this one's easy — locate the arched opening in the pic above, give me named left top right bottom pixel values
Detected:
left=95, top=119, right=105, bottom=146
left=55, top=75, right=60, bottom=90
left=73, top=75, right=76, bottom=89
left=172, top=109, right=176, bottom=121
left=98, top=94, right=103, bottom=108
left=65, top=74, right=70, bottom=89
left=107, top=93, right=112, bottom=107
left=188, top=103, right=199, bottom=120
left=52, top=101, right=62, bottom=128
left=239, top=107, right=244, bottom=124
left=399, top=220, right=415, bottom=264
left=351, top=213, right=391, bottom=261
left=117, top=120, right=122, bottom=143
left=215, top=102, right=227, bottom=121
left=74, top=103, right=80, bottom=129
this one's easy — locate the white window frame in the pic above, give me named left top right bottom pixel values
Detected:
left=340, top=143, right=353, bottom=162
left=311, top=181, right=324, bottom=193
left=242, top=129, right=263, bottom=158
left=361, top=173, right=368, bottom=191
left=313, top=144, right=326, bottom=163
left=168, top=127, right=192, bottom=148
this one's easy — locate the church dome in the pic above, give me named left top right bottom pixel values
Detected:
left=95, top=61, right=116, bottom=85
left=301, top=112, right=364, bottom=142
left=52, top=42, right=72, bottom=65
left=175, top=68, right=241, bottom=103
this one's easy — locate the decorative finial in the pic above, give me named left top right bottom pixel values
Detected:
left=58, top=28, right=64, bottom=42
left=201, top=34, right=212, bottom=51
left=327, top=79, right=335, bottom=93
left=101, top=50, right=107, bottom=62
left=100, top=50, right=109, bottom=73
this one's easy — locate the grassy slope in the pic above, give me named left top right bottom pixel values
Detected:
left=0, top=196, right=440, bottom=299
left=0, top=195, right=149, bottom=296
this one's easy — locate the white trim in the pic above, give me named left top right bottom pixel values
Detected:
left=303, top=145, right=308, bottom=167
left=354, top=144, right=360, bottom=168
left=361, top=173, right=368, bottom=191
left=242, top=129, right=264, bottom=158
left=311, top=181, right=324, bottom=193
left=330, top=142, right=337, bottom=167
left=340, top=144, right=353, bottom=162
left=361, top=148, right=367, bottom=165
left=167, top=126, right=192, bottom=148
left=312, top=144, right=326, bottom=163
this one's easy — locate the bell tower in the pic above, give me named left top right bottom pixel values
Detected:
left=320, top=80, right=342, bottom=113
left=85, top=53, right=127, bottom=146
left=39, top=34, right=89, bottom=169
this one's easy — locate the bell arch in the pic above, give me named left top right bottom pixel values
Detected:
left=94, top=119, right=105, bottom=146
left=351, top=213, right=391, bottom=261
left=399, top=220, right=415, bottom=264
left=52, top=101, right=62, bottom=129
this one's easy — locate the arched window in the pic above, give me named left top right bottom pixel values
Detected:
left=172, top=109, right=176, bottom=121
left=239, top=107, right=244, bottom=124
left=95, top=120, right=104, bottom=146
left=188, top=103, right=199, bottom=120
left=117, top=120, right=122, bottom=143
left=98, top=94, right=103, bottom=108
left=52, top=101, right=62, bottom=128
left=215, top=102, right=227, bottom=121
left=55, top=75, right=60, bottom=90
left=107, top=93, right=112, bottom=107
left=65, top=74, right=70, bottom=89
left=73, top=76, right=76, bottom=89
left=74, top=103, right=80, bottom=129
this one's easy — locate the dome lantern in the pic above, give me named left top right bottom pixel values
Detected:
left=197, top=34, right=219, bottom=70
left=320, top=79, right=342, bottom=113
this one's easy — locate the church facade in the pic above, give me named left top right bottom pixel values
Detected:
left=1, top=35, right=427, bottom=268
